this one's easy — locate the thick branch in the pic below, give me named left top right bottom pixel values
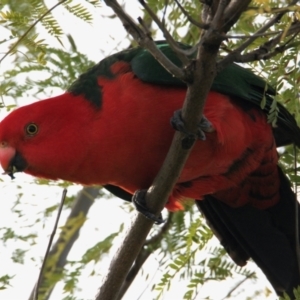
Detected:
left=96, top=1, right=251, bottom=300
left=95, top=213, right=154, bottom=300
left=116, top=213, right=173, bottom=300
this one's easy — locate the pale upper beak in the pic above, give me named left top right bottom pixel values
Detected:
left=0, top=143, right=15, bottom=171
left=0, top=143, right=27, bottom=178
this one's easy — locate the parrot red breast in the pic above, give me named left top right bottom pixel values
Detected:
left=0, top=41, right=300, bottom=297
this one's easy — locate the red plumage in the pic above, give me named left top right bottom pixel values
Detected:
left=0, top=50, right=299, bottom=297
left=0, top=62, right=278, bottom=211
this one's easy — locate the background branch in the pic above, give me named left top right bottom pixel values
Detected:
left=220, top=0, right=300, bottom=68
left=221, top=271, right=256, bottom=300
left=219, top=20, right=300, bottom=68
left=28, top=187, right=99, bottom=300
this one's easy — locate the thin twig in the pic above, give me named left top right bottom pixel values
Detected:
left=219, top=0, right=299, bottom=68
left=174, top=0, right=210, bottom=29
left=221, top=272, right=256, bottom=300
left=144, top=212, right=173, bottom=245
left=219, top=23, right=300, bottom=66
left=104, top=0, right=186, bottom=81
left=28, top=187, right=98, bottom=300
left=225, top=29, right=294, bottom=39
left=247, top=5, right=300, bottom=15
left=33, top=188, right=67, bottom=300
left=256, top=33, right=299, bottom=60
left=138, top=0, right=190, bottom=65
left=161, top=0, right=168, bottom=28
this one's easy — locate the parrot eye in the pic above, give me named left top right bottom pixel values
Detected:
left=0, top=141, right=7, bottom=148
left=25, top=123, right=39, bottom=136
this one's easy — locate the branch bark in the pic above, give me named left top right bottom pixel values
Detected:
left=96, top=1, right=251, bottom=300
left=103, top=0, right=186, bottom=81
left=224, top=21, right=300, bottom=64
left=116, top=213, right=173, bottom=300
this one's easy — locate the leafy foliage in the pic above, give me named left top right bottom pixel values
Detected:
left=62, top=1, right=94, bottom=23
left=0, top=0, right=100, bottom=64
left=280, top=287, right=300, bottom=300
left=148, top=208, right=257, bottom=300
left=0, top=275, right=14, bottom=290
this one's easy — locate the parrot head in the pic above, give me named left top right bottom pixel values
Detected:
left=0, top=94, right=96, bottom=181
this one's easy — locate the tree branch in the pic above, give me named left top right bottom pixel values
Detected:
left=103, top=0, right=186, bottom=81
left=116, top=213, right=173, bottom=300
left=221, top=271, right=256, bottom=300
left=218, top=20, right=300, bottom=68
left=219, top=0, right=300, bottom=68
left=174, top=0, right=210, bottom=30
left=138, top=0, right=190, bottom=64
left=223, top=0, right=251, bottom=32
left=96, top=1, right=250, bottom=300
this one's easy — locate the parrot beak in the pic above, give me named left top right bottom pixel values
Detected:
left=0, top=145, right=28, bottom=179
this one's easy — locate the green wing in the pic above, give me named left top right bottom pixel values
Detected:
left=68, top=41, right=300, bottom=146
left=130, top=42, right=275, bottom=99
left=130, top=42, right=300, bottom=147
left=70, top=41, right=274, bottom=106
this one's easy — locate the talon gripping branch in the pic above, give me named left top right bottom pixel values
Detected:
left=0, top=42, right=300, bottom=297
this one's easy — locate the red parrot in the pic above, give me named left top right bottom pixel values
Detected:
left=0, top=42, right=300, bottom=297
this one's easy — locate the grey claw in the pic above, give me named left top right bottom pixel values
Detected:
left=132, top=190, right=165, bottom=225
left=170, top=110, right=214, bottom=147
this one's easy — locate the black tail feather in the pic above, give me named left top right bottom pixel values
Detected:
left=196, top=167, right=300, bottom=297
left=103, top=184, right=132, bottom=202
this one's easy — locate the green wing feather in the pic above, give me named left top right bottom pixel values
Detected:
left=68, top=41, right=300, bottom=146
left=130, top=42, right=300, bottom=147
left=130, top=42, right=275, bottom=98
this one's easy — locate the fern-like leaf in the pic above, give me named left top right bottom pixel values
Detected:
left=63, top=2, right=93, bottom=23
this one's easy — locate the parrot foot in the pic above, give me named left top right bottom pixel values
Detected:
left=132, top=189, right=165, bottom=225
left=170, top=110, right=214, bottom=149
